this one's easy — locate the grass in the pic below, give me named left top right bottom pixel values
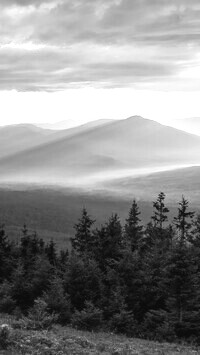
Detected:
left=0, top=315, right=200, bottom=355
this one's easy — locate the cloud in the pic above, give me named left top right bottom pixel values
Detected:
left=0, top=0, right=58, bottom=6
left=0, top=0, right=200, bottom=90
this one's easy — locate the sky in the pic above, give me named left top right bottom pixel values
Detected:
left=1, top=0, right=200, bottom=126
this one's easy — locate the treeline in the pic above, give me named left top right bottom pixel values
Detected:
left=1, top=192, right=200, bottom=343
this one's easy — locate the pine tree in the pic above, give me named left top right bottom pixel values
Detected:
left=58, top=249, right=69, bottom=273
left=0, top=224, right=13, bottom=281
left=173, top=196, right=194, bottom=245
left=45, top=240, right=57, bottom=266
left=152, top=192, right=169, bottom=229
left=95, top=214, right=123, bottom=268
left=43, top=276, right=71, bottom=324
left=165, top=244, right=199, bottom=337
left=190, top=214, right=200, bottom=247
left=20, top=224, right=30, bottom=260
left=71, top=208, right=95, bottom=256
left=64, top=254, right=102, bottom=311
left=124, top=200, right=143, bottom=251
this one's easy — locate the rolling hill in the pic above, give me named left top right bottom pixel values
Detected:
left=0, top=116, right=200, bottom=186
left=166, top=117, right=200, bottom=136
left=0, top=124, right=55, bottom=159
left=0, top=186, right=179, bottom=248
left=0, top=119, right=114, bottom=160
left=100, top=165, right=200, bottom=204
left=36, top=118, right=114, bottom=130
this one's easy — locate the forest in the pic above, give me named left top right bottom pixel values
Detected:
left=0, top=192, right=200, bottom=344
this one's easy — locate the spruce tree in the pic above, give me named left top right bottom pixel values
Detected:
left=190, top=214, right=200, bottom=247
left=148, top=193, right=172, bottom=254
left=45, top=240, right=57, bottom=266
left=173, top=196, right=194, bottom=245
left=0, top=224, right=13, bottom=281
left=165, top=244, right=199, bottom=336
left=152, top=192, right=169, bottom=229
left=124, top=200, right=143, bottom=251
left=71, top=208, right=95, bottom=256
left=95, top=214, right=123, bottom=267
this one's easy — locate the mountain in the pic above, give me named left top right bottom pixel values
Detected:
left=0, top=124, right=55, bottom=159
left=0, top=119, right=114, bottom=159
left=101, top=165, right=200, bottom=203
left=37, top=119, right=80, bottom=130
left=165, top=117, right=200, bottom=136
left=47, top=118, right=115, bottom=140
left=37, top=118, right=113, bottom=130
left=0, top=116, right=200, bottom=186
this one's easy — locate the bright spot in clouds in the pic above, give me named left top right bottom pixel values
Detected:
left=1, top=89, right=200, bottom=127
left=1, top=0, right=200, bottom=125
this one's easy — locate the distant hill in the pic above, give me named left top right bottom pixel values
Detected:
left=48, top=118, right=115, bottom=140
left=101, top=165, right=200, bottom=204
left=165, top=117, right=200, bottom=136
left=36, top=118, right=113, bottom=130
left=0, top=187, right=178, bottom=243
left=0, top=124, right=55, bottom=159
left=0, top=119, right=114, bottom=159
left=0, top=116, right=200, bottom=185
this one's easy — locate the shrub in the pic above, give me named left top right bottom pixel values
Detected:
left=43, top=277, right=71, bottom=324
left=71, top=301, right=103, bottom=331
left=142, top=309, right=175, bottom=342
left=0, top=324, right=12, bottom=349
left=21, top=298, right=58, bottom=330
left=109, top=309, right=138, bottom=337
left=0, top=282, right=16, bottom=314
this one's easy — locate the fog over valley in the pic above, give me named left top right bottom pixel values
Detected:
left=0, top=116, right=200, bottom=204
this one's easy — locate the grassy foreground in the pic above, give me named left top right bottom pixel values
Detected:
left=0, top=317, right=200, bottom=355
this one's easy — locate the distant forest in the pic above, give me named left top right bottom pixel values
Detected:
left=1, top=192, right=200, bottom=343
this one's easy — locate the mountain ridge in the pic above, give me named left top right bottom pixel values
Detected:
left=0, top=116, right=200, bottom=186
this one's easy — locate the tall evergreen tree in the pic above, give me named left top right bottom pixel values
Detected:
left=173, top=196, right=194, bottom=245
left=124, top=200, right=143, bottom=251
left=0, top=224, right=13, bottom=281
left=190, top=214, right=200, bottom=247
left=45, top=239, right=57, bottom=266
left=71, top=208, right=95, bottom=256
left=152, top=192, right=169, bottom=229
left=165, top=244, right=200, bottom=337
left=95, top=214, right=123, bottom=268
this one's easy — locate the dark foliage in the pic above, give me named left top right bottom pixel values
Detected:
left=0, top=192, right=200, bottom=343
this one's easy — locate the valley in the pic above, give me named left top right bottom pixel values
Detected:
left=0, top=116, right=200, bottom=247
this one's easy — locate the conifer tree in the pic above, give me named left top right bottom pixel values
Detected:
left=64, top=254, right=102, bottom=311
left=147, top=193, right=172, bottom=254
left=0, top=224, right=12, bottom=281
left=190, top=214, right=200, bottom=247
left=165, top=244, right=198, bottom=330
left=95, top=214, right=123, bottom=267
left=43, top=276, right=71, bottom=324
left=173, top=196, right=194, bottom=245
left=71, top=208, right=95, bottom=256
left=45, top=240, right=57, bottom=266
left=124, top=200, right=143, bottom=251
left=152, top=192, right=169, bottom=229
left=0, top=224, right=9, bottom=249
left=58, top=249, right=69, bottom=273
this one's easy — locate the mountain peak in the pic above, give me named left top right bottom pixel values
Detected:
left=126, top=115, right=145, bottom=121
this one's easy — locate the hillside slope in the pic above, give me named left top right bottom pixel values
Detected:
left=0, top=116, right=200, bottom=185
left=0, top=119, right=114, bottom=160
left=166, top=117, right=200, bottom=136
left=1, top=320, right=198, bottom=355
left=101, top=165, right=200, bottom=203
left=0, top=124, right=55, bottom=159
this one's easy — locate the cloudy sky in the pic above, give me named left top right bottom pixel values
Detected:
left=1, top=0, right=200, bottom=126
